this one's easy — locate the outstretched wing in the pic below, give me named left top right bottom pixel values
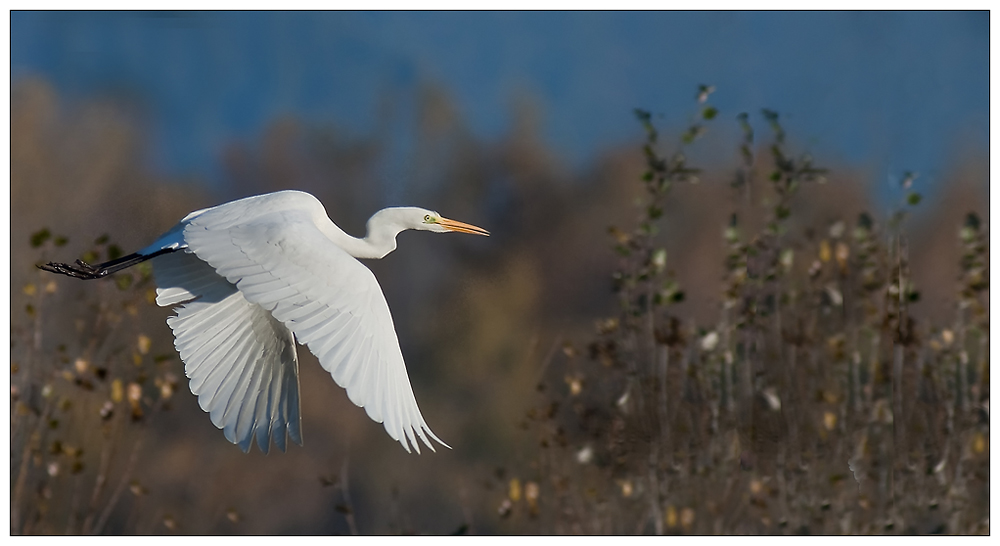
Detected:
left=152, top=251, right=301, bottom=453
left=181, top=203, right=446, bottom=453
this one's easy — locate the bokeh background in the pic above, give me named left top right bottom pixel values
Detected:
left=10, top=11, right=989, bottom=535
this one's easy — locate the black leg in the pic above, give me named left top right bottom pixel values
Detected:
left=38, top=248, right=176, bottom=280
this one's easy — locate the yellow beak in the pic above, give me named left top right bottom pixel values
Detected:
left=437, top=217, right=490, bottom=236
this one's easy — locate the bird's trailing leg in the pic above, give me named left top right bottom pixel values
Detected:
left=38, top=248, right=176, bottom=280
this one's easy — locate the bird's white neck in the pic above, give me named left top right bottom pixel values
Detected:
left=322, top=210, right=405, bottom=260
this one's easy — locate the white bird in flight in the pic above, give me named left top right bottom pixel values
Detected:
left=40, top=190, right=489, bottom=454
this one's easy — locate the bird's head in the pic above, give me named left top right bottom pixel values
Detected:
left=399, top=208, right=490, bottom=236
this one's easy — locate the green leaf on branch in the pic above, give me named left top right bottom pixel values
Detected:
left=115, top=274, right=133, bottom=291
left=30, top=228, right=51, bottom=248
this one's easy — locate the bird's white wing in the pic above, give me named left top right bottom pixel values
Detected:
left=152, top=251, right=302, bottom=454
left=181, top=207, right=446, bottom=453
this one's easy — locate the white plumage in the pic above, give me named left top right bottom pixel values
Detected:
left=42, top=190, right=489, bottom=454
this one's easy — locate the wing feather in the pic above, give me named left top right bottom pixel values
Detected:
left=174, top=297, right=245, bottom=356
left=195, top=320, right=255, bottom=399
left=365, top=337, right=385, bottom=422
left=279, top=301, right=326, bottom=324
left=269, top=360, right=287, bottom=452
left=234, top=344, right=271, bottom=449
left=350, top=335, right=377, bottom=409
left=183, top=321, right=247, bottom=382
left=284, top=361, right=302, bottom=445
left=152, top=251, right=301, bottom=453
left=213, top=334, right=261, bottom=434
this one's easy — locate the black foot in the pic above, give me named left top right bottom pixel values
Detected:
left=38, top=248, right=177, bottom=280
left=38, top=259, right=109, bottom=280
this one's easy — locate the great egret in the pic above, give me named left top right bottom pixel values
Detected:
left=39, top=190, right=489, bottom=454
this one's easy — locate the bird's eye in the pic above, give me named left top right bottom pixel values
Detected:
left=424, top=214, right=432, bottom=222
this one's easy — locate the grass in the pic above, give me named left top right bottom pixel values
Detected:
left=495, top=88, right=989, bottom=535
left=10, top=83, right=988, bottom=535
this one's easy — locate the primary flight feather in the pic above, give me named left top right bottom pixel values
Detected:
left=39, top=190, right=489, bottom=454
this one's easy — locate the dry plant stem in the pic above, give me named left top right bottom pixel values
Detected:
left=719, top=469, right=748, bottom=531
left=123, top=487, right=145, bottom=534
left=739, top=330, right=754, bottom=446
left=891, top=237, right=907, bottom=514
left=11, top=396, right=54, bottom=535
left=9, top=425, right=32, bottom=533
left=81, top=283, right=110, bottom=364
left=623, top=331, right=646, bottom=421
left=956, top=304, right=969, bottom=413
left=141, top=508, right=164, bottom=535
left=66, top=473, right=84, bottom=534
left=776, top=448, right=790, bottom=527
left=92, top=436, right=144, bottom=534
left=978, top=331, right=987, bottom=393
left=10, top=270, right=47, bottom=510
left=534, top=335, right=562, bottom=388
left=851, top=337, right=863, bottom=416
left=339, top=457, right=359, bottom=535
left=784, top=345, right=800, bottom=468
left=458, top=483, right=476, bottom=535
left=647, top=445, right=663, bottom=535
left=642, top=282, right=665, bottom=535
left=868, top=332, right=880, bottom=409
left=387, top=484, right=401, bottom=534
left=32, top=268, right=44, bottom=352
left=81, top=412, right=121, bottom=534
left=722, top=306, right=735, bottom=414
left=892, top=344, right=904, bottom=454
left=657, top=345, right=671, bottom=464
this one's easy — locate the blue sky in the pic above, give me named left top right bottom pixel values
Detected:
left=11, top=11, right=989, bottom=198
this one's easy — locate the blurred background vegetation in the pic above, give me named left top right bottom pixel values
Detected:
left=10, top=73, right=988, bottom=535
